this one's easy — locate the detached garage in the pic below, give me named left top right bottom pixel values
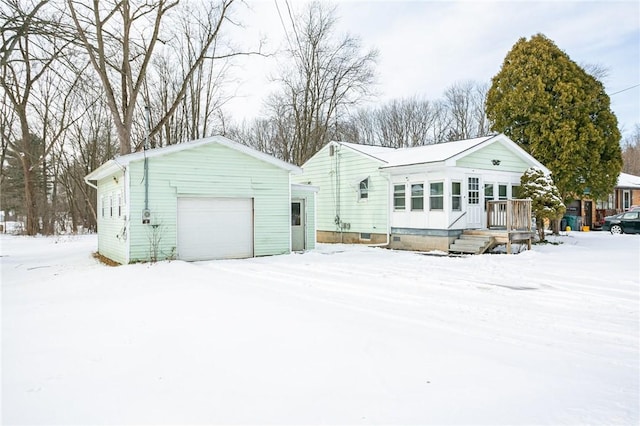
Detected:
left=85, top=136, right=314, bottom=264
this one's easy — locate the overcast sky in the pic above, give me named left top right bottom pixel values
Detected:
left=224, top=0, right=639, bottom=138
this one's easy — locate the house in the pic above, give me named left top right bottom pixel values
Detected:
left=588, top=172, right=640, bottom=229
left=85, top=136, right=316, bottom=264
left=294, top=133, right=549, bottom=252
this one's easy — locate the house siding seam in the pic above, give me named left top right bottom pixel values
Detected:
left=126, top=143, right=291, bottom=262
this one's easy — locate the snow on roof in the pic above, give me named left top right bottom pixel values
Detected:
left=338, top=136, right=496, bottom=167
left=617, top=172, right=640, bottom=188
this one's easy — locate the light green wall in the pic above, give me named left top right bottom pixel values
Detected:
left=456, top=141, right=530, bottom=172
left=125, top=143, right=291, bottom=262
left=96, top=171, right=127, bottom=264
left=291, top=186, right=317, bottom=250
left=295, top=143, right=388, bottom=235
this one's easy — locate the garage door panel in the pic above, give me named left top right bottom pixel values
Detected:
left=178, top=197, right=253, bottom=261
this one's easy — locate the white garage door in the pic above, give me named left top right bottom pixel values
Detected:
left=177, top=197, right=253, bottom=261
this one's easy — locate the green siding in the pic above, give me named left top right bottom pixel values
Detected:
left=291, top=186, right=317, bottom=250
left=294, top=143, right=388, bottom=235
left=96, top=171, right=127, bottom=264
left=126, top=143, right=291, bottom=262
left=456, top=141, right=530, bottom=172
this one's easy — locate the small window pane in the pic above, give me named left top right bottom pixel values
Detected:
left=512, top=185, right=521, bottom=199
left=291, top=202, right=301, bottom=226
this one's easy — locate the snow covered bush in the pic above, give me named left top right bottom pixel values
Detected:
left=520, top=167, right=566, bottom=242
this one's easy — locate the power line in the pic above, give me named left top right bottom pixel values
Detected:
left=609, top=84, right=639, bottom=97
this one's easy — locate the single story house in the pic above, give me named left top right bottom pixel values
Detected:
left=587, top=172, right=640, bottom=229
left=294, top=133, right=549, bottom=252
left=85, top=136, right=316, bottom=264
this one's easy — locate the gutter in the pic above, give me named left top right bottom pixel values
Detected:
left=84, top=176, right=98, bottom=189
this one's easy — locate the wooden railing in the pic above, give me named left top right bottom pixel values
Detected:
left=487, top=199, right=532, bottom=232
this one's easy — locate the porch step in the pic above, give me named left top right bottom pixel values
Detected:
left=448, top=232, right=495, bottom=254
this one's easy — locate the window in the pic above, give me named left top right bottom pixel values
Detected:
left=116, top=192, right=122, bottom=217
left=394, top=184, right=406, bottom=210
left=109, top=194, right=114, bottom=217
left=359, top=178, right=369, bottom=200
left=484, top=183, right=494, bottom=210
left=430, top=182, right=444, bottom=210
left=468, top=177, right=479, bottom=205
left=451, top=182, right=461, bottom=211
left=498, top=184, right=508, bottom=200
left=101, top=195, right=105, bottom=218
left=360, top=233, right=371, bottom=240
left=411, top=184, right=424, bottom=210
left=291, top=202, right=301, bottom=226
left=623, top=190, right=631, bottom=210
left=512, top=185, right=521, bottom=199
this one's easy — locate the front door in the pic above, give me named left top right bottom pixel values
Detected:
left=584, top=201, right=592, bottom=228
left=291, top=199, right=305, bottom=251
left=467, top=176, right=483, bottom=228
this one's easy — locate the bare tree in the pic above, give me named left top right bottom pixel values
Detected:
left=443, top=80, right=490, bottom=141
left=67, top=0, right=247, bottom=155
left=270, top=1, right=377, bottom=165
left=621, top=124, right=640, bottom=176
left=0, top=0, right=81, bottom=235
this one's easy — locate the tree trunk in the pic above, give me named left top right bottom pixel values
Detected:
left=20, top=155, right=39, bottom=235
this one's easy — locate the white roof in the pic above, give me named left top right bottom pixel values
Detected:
left=86, top=135, right=301, bottom=181
left=333, top=134, right=549, bottom=173
left=617, top=172, right=640, bottom=188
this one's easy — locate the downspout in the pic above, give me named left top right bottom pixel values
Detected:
left=144, top=105, right=150, bottom=214
left=367, top=170, right=391, bottom=247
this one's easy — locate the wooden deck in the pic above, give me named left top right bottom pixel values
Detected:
left=449, top=200, right=534, bottom=254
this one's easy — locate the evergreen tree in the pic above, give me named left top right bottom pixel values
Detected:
left=486, top=34, right=622, bottom=202
left=520, top=168, right=566, bottom=242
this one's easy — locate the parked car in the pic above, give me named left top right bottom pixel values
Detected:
left=602, top=211, right=640, bottom=234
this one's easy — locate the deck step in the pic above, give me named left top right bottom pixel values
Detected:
left=449, top=232, right=495, bottom=254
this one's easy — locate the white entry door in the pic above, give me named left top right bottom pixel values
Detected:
left=466, top=176, right=483, bottom=228
left=291, top=199, right=305, bottom=251
left=177, top=197, right=253, bottom=261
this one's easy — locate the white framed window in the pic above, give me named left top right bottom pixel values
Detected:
left=512, top=185, right=521, bottom=199
left=411, top=183, right=424, bottom=211
left=468, top=177, right=480, bottom=205
left=451, top=181, right=461, bottom=211
left=484, top=183, right=494, bottom=210
left=430, top=182, right=444, bottom=210
left=498, top=184, right=508, bottom=200
left=359, top=178, right=369, bottom=200
left=394, top=184, right=406, bottom=210
left=109, top=193, right=114, bottom=217
left=101, top=195, right=105, bottom=218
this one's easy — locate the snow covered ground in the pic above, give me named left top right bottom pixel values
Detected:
left=1, top=232, right=638, bottom=425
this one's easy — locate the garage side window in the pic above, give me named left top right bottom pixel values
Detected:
left=101, top=195, right=105, bottom=218
left=116, top=191, right=122, bottom=217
